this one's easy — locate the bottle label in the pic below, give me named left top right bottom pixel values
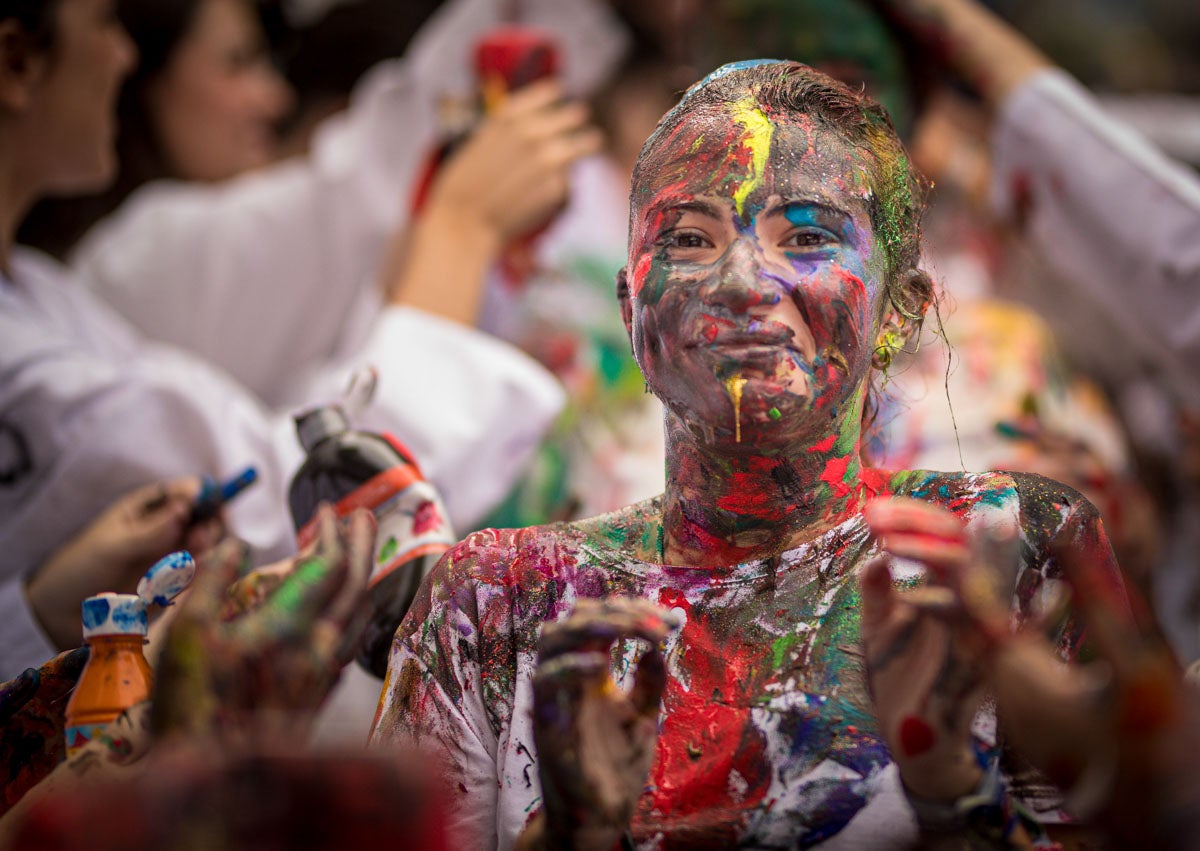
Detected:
left=64, top=722, right=112, bottom=756
left=296, top=466, right=456, bottom=589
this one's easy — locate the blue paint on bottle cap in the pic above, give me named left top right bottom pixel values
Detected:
left=136, top=550, right=196, bottom=607
left=81, top=593, right=147, bottom=638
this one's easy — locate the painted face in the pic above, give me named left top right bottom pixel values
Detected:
left=147, top=0, right=292, bottom=182
left=624, top=100, right=888, bottom=448
left=27, top=0, right=137, bottom=194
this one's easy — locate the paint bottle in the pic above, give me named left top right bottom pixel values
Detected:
left=64, top=593, right=153, bottom=756
left=288, top=404, right=455, bottom=678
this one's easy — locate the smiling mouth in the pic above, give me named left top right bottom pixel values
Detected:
left=690, top=332, right=803, bottom=355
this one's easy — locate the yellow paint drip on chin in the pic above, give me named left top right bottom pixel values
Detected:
left=730, top=99, right=775, bottom=216
left=725, top=373, right=748, bottom=442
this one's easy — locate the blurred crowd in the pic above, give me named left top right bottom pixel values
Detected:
left=0, top=0, right=1198, bottom=848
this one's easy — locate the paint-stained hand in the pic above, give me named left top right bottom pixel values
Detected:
left=25, top=479, right=223, bottom=650
left=151, top=507, right=374, bottom=743
left=972, top=540, right=1200, bottom=847
left=520, top=598, right=678, bottom=851
left=860, top=498, right=994, bottom=802
left=0, top=647, right=89, bottom=817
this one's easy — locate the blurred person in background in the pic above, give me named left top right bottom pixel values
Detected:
left=0, top=0, right=564, bottom=683
left=16, top=0, right=626, bottom=414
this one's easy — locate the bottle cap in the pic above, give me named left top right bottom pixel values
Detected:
left=136, top=550, right=196, bottom=607
left=81, top=593, right=147, bottom=638
left=294, top=404, right=350, bottom=453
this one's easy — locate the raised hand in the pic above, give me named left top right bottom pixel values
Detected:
left=428, top=80, right=602, bottom=246
left=151, top=506, right=374, bottom=743
left=385, top=80, right=603, bottom=324
left=0, top=647, right=89, bottom=816
left=859, top=499, right=989, bottom=801
left=519, top=598, right=678, bottom=851
left=983, top=543, right=1200, bottom=847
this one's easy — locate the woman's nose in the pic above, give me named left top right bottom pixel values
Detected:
left=255, top=64, right=295, bottom=120
left=114, top=24, right=139, bottom=77
left=704, top=239, right=781, bottom=313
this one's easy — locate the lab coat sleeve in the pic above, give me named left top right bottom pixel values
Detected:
left=285, top=301, right=566, bottom=531
left=990, top=69, right=1200, bottom=403
left=0, top=334, right=299, bottom=678
left=0, top=577, right=57, bottom=681
left=70, top=64, right=437, bottom=404
left=71, top=0, right=628, bottom=405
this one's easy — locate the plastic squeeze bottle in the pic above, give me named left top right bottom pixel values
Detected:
left=288, top=403, right=455, bottom=678
left=63, top=551, right=196, bottom=755
left=63, top=593, right=153, bottom=755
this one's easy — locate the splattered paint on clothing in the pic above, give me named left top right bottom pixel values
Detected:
left=371, top=469, right=1120, bottom=849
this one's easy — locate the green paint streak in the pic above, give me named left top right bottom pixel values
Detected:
left=771, top=631, right=804, bottom=668
left=768, top=407, right=782, bottom=420
left=270, top=558, right=328, bottom=614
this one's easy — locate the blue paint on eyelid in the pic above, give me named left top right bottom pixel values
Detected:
left=782, top=205, right=849, bottom=241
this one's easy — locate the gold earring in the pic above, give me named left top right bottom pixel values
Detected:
left=872, top=325, right=903, bottom=372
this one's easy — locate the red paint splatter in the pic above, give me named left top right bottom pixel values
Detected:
left=716, top=471, right=792, bottom=520
left=412, top=501, right=443, bottom=536
left=636, top=589, right=769, bottom=843
left=808, top=435, right=837, bottom=454
left=860, top=468, right=893, bottom=499
left=898, top=716, right=936, bottom=757
left=819, top=454, right=853, bottom=498
left=631, top=254, right=653, bottom=297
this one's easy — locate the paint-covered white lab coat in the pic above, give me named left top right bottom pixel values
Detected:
left=70, top=0, right=628, bottom=408
left=990, top=69, right=1200, bottom=405
left=0, top=248, right=564, bottom=679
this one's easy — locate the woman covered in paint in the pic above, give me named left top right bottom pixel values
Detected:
left=371, top=61, right=1123, bottom=849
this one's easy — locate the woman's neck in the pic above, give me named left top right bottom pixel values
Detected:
left=660, top=392, right=870, bottom=567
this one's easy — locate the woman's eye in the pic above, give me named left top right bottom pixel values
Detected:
left=783, top=230, right=835, bottom=249
left=663, top=231, right=712, bottom=250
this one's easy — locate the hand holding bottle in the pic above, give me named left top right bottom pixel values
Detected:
left=386, top=80, right=602, bottom=323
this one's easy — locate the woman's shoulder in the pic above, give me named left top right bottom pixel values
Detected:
left=876, top=468, right=1099, bottom=530
left=435, top=499, right=660, bottom=590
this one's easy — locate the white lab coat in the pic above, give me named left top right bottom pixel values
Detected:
left=990, top=69, right=1200, bottom=406
left=0, top=248, right=564, bottom=678
left=71, top=0, right=629, bottom=408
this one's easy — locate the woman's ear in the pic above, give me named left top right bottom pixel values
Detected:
left=888, top=268, right=934, bottom=327
left=0, top=20, right=48, bottom=113
left=616, top=268, right=634, bottom=341
left=874, top=268, right=934, bottom=370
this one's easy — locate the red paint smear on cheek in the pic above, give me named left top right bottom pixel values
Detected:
left=831, top=265, right=868, bottom=301
left=630, top=254, right=653, bottom=298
